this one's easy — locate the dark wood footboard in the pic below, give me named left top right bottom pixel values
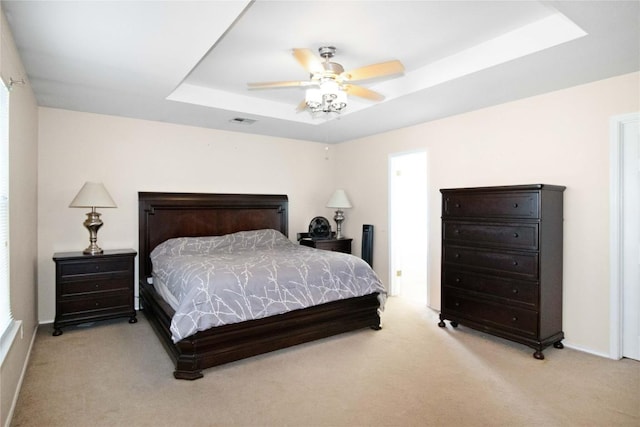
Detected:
left=140, top=279, right=381, bottom=380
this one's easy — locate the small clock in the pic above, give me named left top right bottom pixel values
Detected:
left=308, top=216, right=331, bottom=239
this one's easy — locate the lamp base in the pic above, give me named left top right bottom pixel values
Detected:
left=82, top=210, right=104, bottom=255
left=334, top=209, right=345, bottom=239
left=83, top=244, right=104, bottom=255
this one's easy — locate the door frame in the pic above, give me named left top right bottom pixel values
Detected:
left=609, top=111, right=640, bottom=359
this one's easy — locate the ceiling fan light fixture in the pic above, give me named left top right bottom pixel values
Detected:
left=305, top=80, right=347, bottom=113
left=305, top=87, right=322, bottom=110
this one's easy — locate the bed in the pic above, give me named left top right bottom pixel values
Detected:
left=138, top=192, right=385, bottom=380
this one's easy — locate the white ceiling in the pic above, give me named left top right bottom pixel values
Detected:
left=3, top=1, right=639, bottom=143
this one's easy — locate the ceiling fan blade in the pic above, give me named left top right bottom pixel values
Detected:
left=293, top=48, right=323, bottom=74
left=344, top=84, right=385, bottom=101
left=247, top=80, right=308, bottom=89
left=341, top=60, right=405, bottom=82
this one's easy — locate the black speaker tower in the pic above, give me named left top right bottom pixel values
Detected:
left=362, top=224, right=374, bottom=267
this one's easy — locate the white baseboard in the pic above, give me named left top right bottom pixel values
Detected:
left=563, top=341, right=616, bottom=360
left=4, top=324, right=37, bottom=427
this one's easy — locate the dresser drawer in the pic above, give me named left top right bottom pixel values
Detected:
left=58, top=258, right=132, bottom=279
left=443, top=290, right=537, bottom=337
left=442, top=269, right=538, bottom=308
left=58, top=293, right=131, bottom=317
left=443, top=246, right=539, bottom=280
left=443, top=222, right=538, bottom=250
left=60, top=276, right=132, bottom=297
left=443, top=192, right=539, bottom=219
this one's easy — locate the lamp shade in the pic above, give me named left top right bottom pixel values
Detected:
left=326, top=189, right=352, bottom=209
left=69, top=182, right=117, bottom=208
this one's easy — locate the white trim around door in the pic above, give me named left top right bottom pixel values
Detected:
left=609, top=111, right=640, bottom=360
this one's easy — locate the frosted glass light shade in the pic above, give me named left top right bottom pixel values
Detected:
left=69, top=182, right=117, bottom=208
left=326, top=189, right=352, bottom=209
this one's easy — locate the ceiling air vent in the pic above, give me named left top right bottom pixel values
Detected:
left=229, top=117, right=256, bottom=125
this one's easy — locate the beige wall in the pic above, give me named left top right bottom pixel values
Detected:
left=37, top=108, right=334, bottom=322
left=333, top=71, right=640, bottom=356
left=0, top=9, right=39, bottom=427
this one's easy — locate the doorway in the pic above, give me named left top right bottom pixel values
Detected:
left=389, top=150, right=428, bottom=305
left=610, top=112, right=640, bottom=361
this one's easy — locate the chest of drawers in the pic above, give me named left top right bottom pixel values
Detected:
left=52, top=249, right=137, bottom=336
left=438, top=184, right=565, bottom=359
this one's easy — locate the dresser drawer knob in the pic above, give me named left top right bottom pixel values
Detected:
left=513, top=203, right=519, bottom=208
left=512, top=288, right=519, bottom=294
left=95, top=302, right=100, bottom=307
left=455, top=203, right=461, bottom=208
left=512, top=316, right=518, bottom=322
left=455, top=277, right=461, bottom=283
left=454, top=229, right=460, bottom=234
left=454, top=301, right=460, bottom=307
left=454, top=253, right=460, bottom=259
left=512, top=260, right=518, bottom=266
left=513, top=232, right=519, bottom=238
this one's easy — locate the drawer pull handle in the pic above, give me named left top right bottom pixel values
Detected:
left=454, top=301, right=460, bottom=307
left=512, top=261, right=518, bottom=266
left=512, top=316, right=518, bottom=322
left=454, top=229, right=460, bottom=234
left=455, top=203, right=461, bottom=208
left=454, top=253, right=460, bottom=259
left=455, top=277, right=461, bottom=283
left=513, top=203, right=519, bottom=208
left=95, top=302, right=100, bottom=307
left=512, top=288, right=519, bottom=294
left=513, top=233, right=519, bottom=238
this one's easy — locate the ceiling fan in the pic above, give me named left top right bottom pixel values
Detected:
left=247, top=46, right=404, bottom=113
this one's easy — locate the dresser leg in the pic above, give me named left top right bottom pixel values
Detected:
left=129, top=315, right=138, bottom=324
left=450, top=321, right=458, bottom=328
left=52, top=327, right=62, bottom=336
left=533, top=350, right=545, bottom=360
left=553, top=341, right=564, bottom=349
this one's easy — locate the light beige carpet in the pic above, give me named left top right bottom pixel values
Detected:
left=10, top=297, right=640, bottom=427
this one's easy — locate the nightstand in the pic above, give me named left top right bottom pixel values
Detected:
left=52, top=249, right=137, bottom=336
left=300, top=238, right=352, bottom=254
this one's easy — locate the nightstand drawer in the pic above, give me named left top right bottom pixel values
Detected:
left=300, top=238, right=352, bottom=254
left=59, top=258, right=132, bottom=278
left=58, top=293, right=131, bottom=318
left=60, top=276, right=132, bottom=296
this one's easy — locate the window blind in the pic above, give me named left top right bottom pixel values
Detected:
left=0, top=80, right=11, bottom=336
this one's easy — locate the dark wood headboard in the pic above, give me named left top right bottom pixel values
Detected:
left=138, top=192, right=288, bottom=280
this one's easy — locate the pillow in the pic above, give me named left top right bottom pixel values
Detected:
left=150, top=228, right=291, bottom=258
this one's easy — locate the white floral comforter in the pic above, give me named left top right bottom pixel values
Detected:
left=150, top=229, right=386, bottom=343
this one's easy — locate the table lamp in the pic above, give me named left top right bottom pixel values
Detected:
left=326, top=189, right=352, bottom=239
left=69, top=182, right=117, bottom=255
